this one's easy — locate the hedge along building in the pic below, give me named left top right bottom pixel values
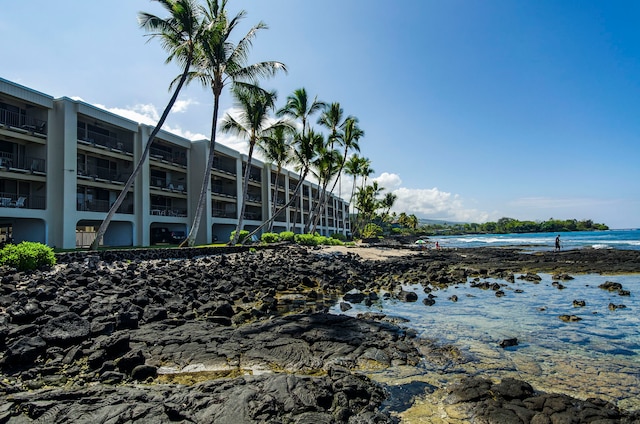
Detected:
left=0, top=78, right=351, bottom=249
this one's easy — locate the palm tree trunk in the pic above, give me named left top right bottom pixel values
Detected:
left=90, top=58, right=191, bottom=251
left=310, top=179, right=330, bottom=234
left=230, top=141, right=256, bottom=244
left=243, top=168, right=308, bottom=243
left=268, top=167, right=281, bottom=232
left=180, top=85, right=220, bottom=247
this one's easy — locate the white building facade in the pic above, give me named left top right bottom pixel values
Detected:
left=0, top=78, right=350, bottom=249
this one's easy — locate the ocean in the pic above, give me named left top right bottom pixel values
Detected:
left=332, top=229, right=640, bottom=416
left=433, top=228, right=640, bottom=251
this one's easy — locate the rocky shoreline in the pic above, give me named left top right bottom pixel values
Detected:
left=1, top=245, right=639, bottom=423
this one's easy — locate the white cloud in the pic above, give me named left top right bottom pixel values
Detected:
left=374, top=172, right=402, bottom=191
left=369, top=172, right=491, bottom=223
left=171, top=99, right=197, bottom=113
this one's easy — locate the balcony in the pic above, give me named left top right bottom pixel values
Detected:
left=77, top=165, right=130, bottom=184
left=211, top=184, right=236, bottom=199
left=150, top=146, right=187, bottom=167
left=0, top=152, right=46, bottom=174
left=0, top=193, right=45, bottom=210
left=246, top=193, right=262, bottom=204
left=213, top=157, right=236, bottom=175
left=77, top=199, right=132, bottom=214
left=78, top=129, right=133, bottom=155
left=0, top=108, right=47, bottom=135
left=150, top=207, right=187, bottom=217
left=150, top=177, right=186, bottom=193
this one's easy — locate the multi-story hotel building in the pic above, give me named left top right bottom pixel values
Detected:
left=0, top=78, right=350, bottom=249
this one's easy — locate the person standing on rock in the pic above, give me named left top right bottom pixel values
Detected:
left=555, top=235, right=561, bottom=252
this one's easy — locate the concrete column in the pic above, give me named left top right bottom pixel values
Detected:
left=50, top=98, right=79, bottom=249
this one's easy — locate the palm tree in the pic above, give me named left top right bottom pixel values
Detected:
left=90, top=0, right=202, bottom=251
left=308, top=143, right=342, bottom=233
left=381, top=192, right=397, bottom=217
left=276, top=88, right=324, bottom=232
left=180, top=0, right=286, bottom=247
left=258, top=125, right=294, bottom=232
left=221, top=84, right=287, bottom=244
left=343, top=154, right=363, bottom=208
left=242, top=128, right=322, bottom=241
left=359, top=157, right=374, bottom=190
left=278, top=88, right=325, bottom=139
left=314, top=115, right=363, bottom=232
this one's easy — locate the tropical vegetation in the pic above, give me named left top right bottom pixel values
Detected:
left=0, top=241, right=56, bottom=271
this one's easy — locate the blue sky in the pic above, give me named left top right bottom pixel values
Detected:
left=3, top=0, right=639, bottom=228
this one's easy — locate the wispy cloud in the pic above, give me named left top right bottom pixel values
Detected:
left=371, top=172, right=492, bottom=223
left=74, top=99, right=208, bottom=141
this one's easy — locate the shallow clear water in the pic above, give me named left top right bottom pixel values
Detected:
left=331, top=273, right=640, bottom=412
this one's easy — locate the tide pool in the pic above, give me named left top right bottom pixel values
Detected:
left=332, top=272, right=640, bottom=413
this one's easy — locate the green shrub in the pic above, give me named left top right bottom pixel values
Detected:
left=330, top=233, right=346, bottom=242
left=261, top=232, right=280, bottom=243
left=361, top=223, right=383, bottom=239
left=295, top=233, right=319, bottom=246
left=230, top=230, right=250, bottom=244
left=279, top=231, right=295, bottom=242
left=322, top=236, right=343, bottom=246
left=0, top=241, right=56, bottom=271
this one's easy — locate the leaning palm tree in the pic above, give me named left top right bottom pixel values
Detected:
left=180, top=0, right=286, bottom=247
left=308, top=144, right=342, bottom=234
left=277, top=88, right=325, bottom=139
left=221, top=83, right=288, bottom=244
left=315, top=115, right=363, bottom=231
left=242, top=128, right=322, bottom=242
left=90, top=0, right=201, bottom=250
left=276, top=88, right=324, bottom=232
left=258, top=125, right=294, bottom=232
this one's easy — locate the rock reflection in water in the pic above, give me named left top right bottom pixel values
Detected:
left=332, top=273, right=640, bottom=414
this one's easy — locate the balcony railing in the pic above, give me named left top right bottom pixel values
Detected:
left=211, top=186, right=236, bottom=198
left=246, top=194, right=262, bottom=203
left=212, top=208, right=236, bottom=218
left=78, top=130, right=133, bottom=154
left=77, top=199, right=132, bottom=214
left=0, top=152, right=46, bottom=173
left=149, top=147, right=187, bottom=167
left=0, top=193, right=45, bottom=209
left=243, top=212, right=262, bottom=221
left=213, top=159, right=236, bottom=175
left=0, top=108, right=47, bottom=135
left=150, top=177, right=186, bottom=192
left=150, top=207, right=187, bottom=217
left=77, top=165, right=130, bottom=184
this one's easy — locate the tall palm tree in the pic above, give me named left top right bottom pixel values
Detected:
left=180, top=0, right=286, bottom=247
left=381, top=192, right=397, bottom=217
left=90, top=0, right=201, bottom=250
left=278, top=88, right=325, bottom=139
left=359, top=157, right=374, bottom=190
left=314, top=116, right=363, bottom=232
left=308, top=143, right=342, bottom=233
left=276, top=88, right=324, bottom=232
left=242, top=128, right=322, bottom=241
left=258, top=125, right=294, bottom=232
left=317, top=102, right=345, bottom=149
left=221, top=84, right=287, bottom=244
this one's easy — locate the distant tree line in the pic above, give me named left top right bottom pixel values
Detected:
left=418, top=217, right=608, bottom=236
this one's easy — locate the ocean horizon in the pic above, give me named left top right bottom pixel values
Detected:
left=433, top=229, right=640, bottom=252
